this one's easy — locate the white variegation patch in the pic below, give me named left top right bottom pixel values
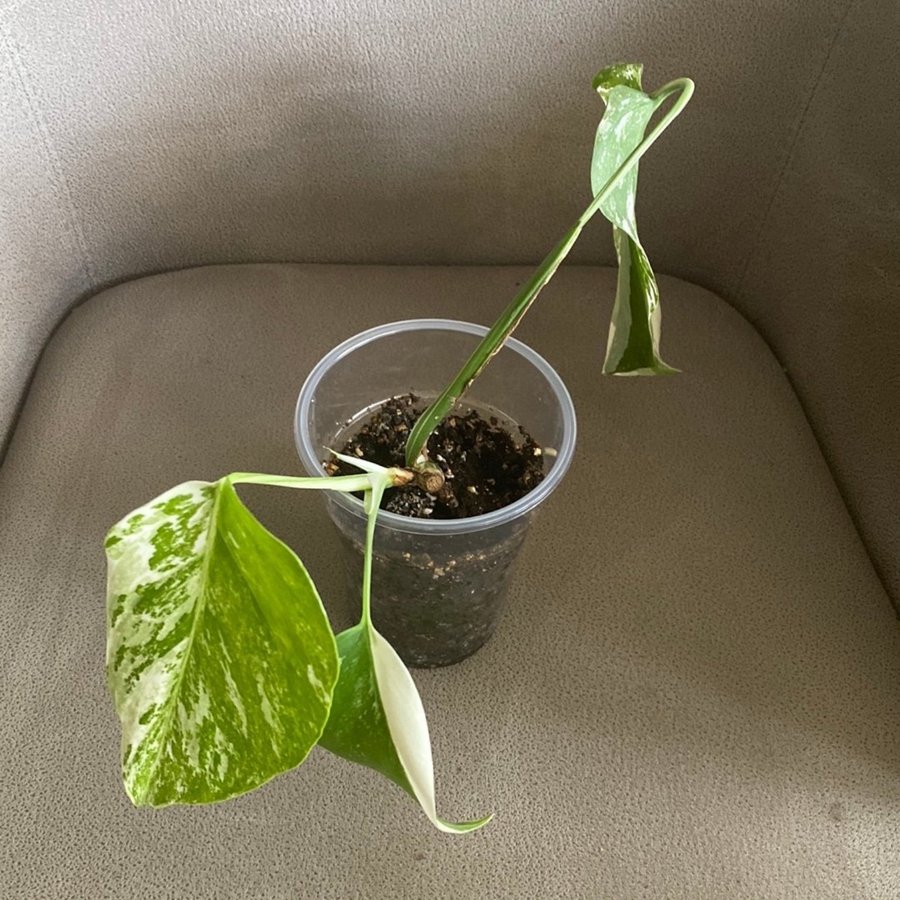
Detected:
left=106, top=481, right=215, bottom=790
left=370, top=626, right=492, bottom=834
left=106, top=481, right=213, bottom=600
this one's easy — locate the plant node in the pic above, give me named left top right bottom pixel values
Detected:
left=412, top=461, right=445, bottom=494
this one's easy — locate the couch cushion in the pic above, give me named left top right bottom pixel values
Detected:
left=1, top=264, right=898, bottom=899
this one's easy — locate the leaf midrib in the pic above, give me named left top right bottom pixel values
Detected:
left=136, top=481, right=222, bottom=804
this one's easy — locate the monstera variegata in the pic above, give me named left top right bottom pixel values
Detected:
left=105, top=63, right=692, bottom=832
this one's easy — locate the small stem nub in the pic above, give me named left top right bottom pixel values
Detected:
left=412, top=461, right=445, bottom=494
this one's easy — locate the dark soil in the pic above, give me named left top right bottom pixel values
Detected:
left=326, top=394, right=545, bottom=519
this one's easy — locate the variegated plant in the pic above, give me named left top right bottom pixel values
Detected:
left=105, top=63, right=692, bottom=832
left=106, top=458, right=487, bottom=830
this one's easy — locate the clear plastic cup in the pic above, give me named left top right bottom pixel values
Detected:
left=295, top=320, right=576, bottom=667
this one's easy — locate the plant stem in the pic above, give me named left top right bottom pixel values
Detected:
left=229, top=467, right=414, bottom=492
left=228, top=467, right=397, bottom=627
left=360, top=476, right=389, bottom=626
left=228, top=472, right=375, bottom=492
left=404, top=77, right=694, bottom=467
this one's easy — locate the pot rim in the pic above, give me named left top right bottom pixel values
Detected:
left=294, top=318, right=577, bottom=535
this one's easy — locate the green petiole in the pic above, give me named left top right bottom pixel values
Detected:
left=360, top=475, right=389, bottom=626
left=229, top=461, right=397, bottom=627
left=229, top=467, right=411, bottom=493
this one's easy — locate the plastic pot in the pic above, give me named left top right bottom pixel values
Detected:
left=295, top=319, right=576, bottom=668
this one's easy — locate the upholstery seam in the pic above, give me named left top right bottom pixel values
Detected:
left=727, top=0, right=898, bottom=612
left=733, top=0, right=858, bottom=298
left=0, top=18, right=95, bottom=289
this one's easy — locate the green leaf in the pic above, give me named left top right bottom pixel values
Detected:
left=319, top=456, right=491, bottom=833
left=320, top=623, right=492, bottom=834
left=105, top=478, right=339, bottom=806
left=318, top=624, right=409, bottom=789
left=591, top=64, right=678, bottom=375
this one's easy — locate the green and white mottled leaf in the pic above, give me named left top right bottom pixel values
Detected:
left=592, top=63, right=678, bottom=376
left=320, top=623, right=491, bottom=834
left=105, top=478, right=338, bottom=806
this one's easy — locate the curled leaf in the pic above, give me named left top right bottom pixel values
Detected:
left=319, top=459, right=490, bottom=833
left=592, top=63, right=680, bottom=375
left=320, top=623, right=491, bottom=834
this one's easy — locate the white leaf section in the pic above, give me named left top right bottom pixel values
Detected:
left=328, top=449, right=389, bottom=476
left=370, top=627, right=492, bottom=834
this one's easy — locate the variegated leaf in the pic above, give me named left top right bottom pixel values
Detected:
left=320, top=622, right=491, bottom=834
left=105, top=478, right=338, bottom=806
left=592, top=63, right=678, bottom=375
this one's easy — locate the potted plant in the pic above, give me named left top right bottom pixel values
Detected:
left=104, top=63, right=693, bottom=832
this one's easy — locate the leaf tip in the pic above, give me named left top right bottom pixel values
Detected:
left=123, top=778, right=150, bottom=809
left=592, top=62, right=644, bottom=98
left=603, top=360, right=680, bottom=376
left=436, top=812, right=494, bottom=834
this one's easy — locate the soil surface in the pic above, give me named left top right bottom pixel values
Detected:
left=326, top=394, right=545, bottom=519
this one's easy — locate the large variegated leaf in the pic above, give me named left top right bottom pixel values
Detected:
left=105, top=479, right=338, bottom=806
left=320, top=623, right=491, bottom=834
left=592, top=63, right=678, bottom=375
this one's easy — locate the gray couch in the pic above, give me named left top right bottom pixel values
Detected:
left=2, top=2, right=898, bottom=898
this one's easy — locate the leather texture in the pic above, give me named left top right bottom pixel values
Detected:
left=1, top=264, right=898, bottom=899
left=0, top=0, right=897, bottom=597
